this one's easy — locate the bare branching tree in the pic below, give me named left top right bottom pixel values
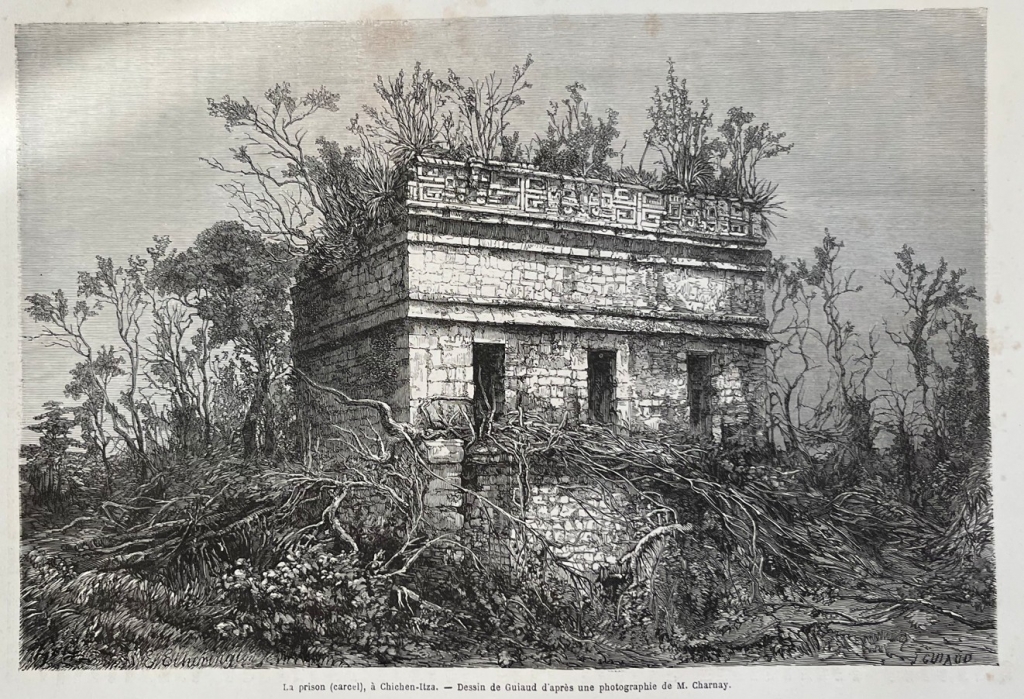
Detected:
left=205, top=83, right=353, bottom=258
left=764, top=256, right=820, bottom=453
left=145, top=293, right=214, bottom=451
left=803, top=231, right=879, bottom=454
left=881, top=245, right=980, bottom=446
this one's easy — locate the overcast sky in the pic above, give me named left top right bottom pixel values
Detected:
left=17, top=11, right=985, bottom=421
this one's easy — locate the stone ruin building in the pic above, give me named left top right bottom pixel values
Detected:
left=293, top=155, right=771, bottom=569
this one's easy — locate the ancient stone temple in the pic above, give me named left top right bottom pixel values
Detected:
left=293, top=155, right=771, bottom=442
left=293, top=156, right=773, bottom=568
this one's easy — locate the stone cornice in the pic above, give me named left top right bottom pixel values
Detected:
left=406, top=230, right=768, bottom=274
left=407, top=203, right=768, bottom=250
left=410, top=156, right=763, bottom=243
left=294, top=297, right=772, bottom=356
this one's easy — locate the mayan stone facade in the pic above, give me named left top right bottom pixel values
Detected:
left=293, top=155, right=772, bottom=441
left=293, top=156, right=772, bottom=568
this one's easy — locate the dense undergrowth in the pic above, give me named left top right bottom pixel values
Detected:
left=20, top=419, right=994, bottom=669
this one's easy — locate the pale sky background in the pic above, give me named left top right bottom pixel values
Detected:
left=16, top=11, right=986, bottom=424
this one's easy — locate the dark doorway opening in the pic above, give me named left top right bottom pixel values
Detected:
left=473, top=343, right=505, bottom=427
left=588, top=349, right=617, bottom=425
left=687, top=354, right=714, bottom=435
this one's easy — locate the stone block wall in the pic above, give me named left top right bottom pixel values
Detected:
left=462, top=449, right=665, bottom=574
left=292, top=241, right=408, bottom=357
left=627, top=334, right=767, bottom=436
left=292, top=241, right=409, bottom=443
left=292, top=160, right=769, bottom=442
left=294, top=321, right=412, bottom=448
left=295, top=316, right=764, bottom=448
left=407, top=239, right=765, bottom=320
left=522, top=476, right=643, bottom=570
left=405, top=319, right=764, bottom=434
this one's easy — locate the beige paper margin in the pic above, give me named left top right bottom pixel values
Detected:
left=0, top=1, right=1019, bottom=697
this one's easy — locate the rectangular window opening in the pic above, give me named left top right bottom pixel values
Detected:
left=588, top=349, right=617, bottom=425
left=473, top=343, right=505, bottom=427
left=687, top=354, right=714, bottom=435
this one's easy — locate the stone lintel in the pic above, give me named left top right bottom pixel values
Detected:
left=422, top=438, right=466, bottom=465
left=408, top=301, right=773, bottom=342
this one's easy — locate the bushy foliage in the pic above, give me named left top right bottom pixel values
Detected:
left=150, top=223, right=296, bottom=457
left=20, top=402, right=84, bottom=509
left=217, top=541, right=443, bottom=663
left=532, top=83, right=620, bottom=179
left=645, top=59, right=718, bottom=193
left=639, top=59, right=792, bottom=232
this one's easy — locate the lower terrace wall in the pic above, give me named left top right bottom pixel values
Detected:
left=462, top=447, right=667, bottom=574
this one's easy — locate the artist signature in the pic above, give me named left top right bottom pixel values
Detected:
left=910, top=651, right=974, bottom=666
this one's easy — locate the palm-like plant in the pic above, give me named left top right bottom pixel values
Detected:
left=361, top=63, right=450, bottom=167
left=644, top=59, right=718, bottom=193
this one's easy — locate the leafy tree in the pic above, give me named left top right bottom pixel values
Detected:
left=21, top=401, right=82, bottom=505
left=78, top=255, right=156, bottom=460
left=532, top=82, right=620, bottom=178
left=933, top=310, right=989, bottom=459
left=26, top=255, right=160, bottom=480
left=150, top=222, right=296, bottom=457
left=65, top=347, right=122, bottom=494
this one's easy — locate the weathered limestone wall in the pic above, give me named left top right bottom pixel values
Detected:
left=629, top=335, right=767, bottom=436
left=462, top=449, right=662, bottom=573
left=292, top=240, right=412, bottom=439
left=407, top=320, right=764, bottom=434
left=294, top=321, right=412, bottom=445
left=408, top=239, right=765, bottom=320
left=292, top=241, right=408, bottom=358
